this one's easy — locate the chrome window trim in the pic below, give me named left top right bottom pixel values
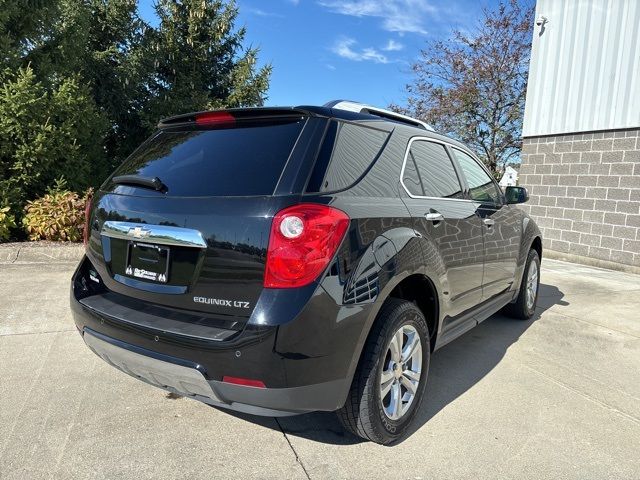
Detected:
left=399, top=136, right=474, bottom=203
left=101, top=221, right=207, bottom=248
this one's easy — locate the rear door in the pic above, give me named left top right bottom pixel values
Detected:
left=450, top=148, right=521, bottom=300
left=400, top=138, right=484, bottom=318
left=87, top=115, right=314, bottom=320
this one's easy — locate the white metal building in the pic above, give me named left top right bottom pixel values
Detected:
left=519, top=0, right=640, bottom=272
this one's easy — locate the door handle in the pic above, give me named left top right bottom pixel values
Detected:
left=483, top=218, right=495, bottom=227
left=425, top=212, right=444, bottom=222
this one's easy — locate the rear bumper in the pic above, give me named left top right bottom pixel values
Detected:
left=82, top=328, right=346, bottom=416
left=71, top=255, right=372, bottom=416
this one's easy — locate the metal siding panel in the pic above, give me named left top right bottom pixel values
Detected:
left=565, top=1, right=580, bottom=133
left=581, top=1, right=606, bottom=132
left=621, top=0, right=640, bottom=126
left=523, top=0, right=640, bottom=137
left=570, top=2, right=593, bottom=133
left=593, top=0, right=612, bottom=130
left=561, top=2, right=580, bottom=134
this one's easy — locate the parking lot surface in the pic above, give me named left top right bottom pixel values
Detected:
left=1, top=249, right=639, bottom=479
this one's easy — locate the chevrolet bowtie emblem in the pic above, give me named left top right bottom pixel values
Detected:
left=128, top=226, right=151, bottom=239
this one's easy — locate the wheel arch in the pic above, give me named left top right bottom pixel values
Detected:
left=336, top=269, right=440, bottom=413
left=342, top=270, right=442, bottom=397
left=531, top=235, right=543, bottom=260
left=387, top=274, right=439, bottom=352
left=511, top=233, right=543, bottom=297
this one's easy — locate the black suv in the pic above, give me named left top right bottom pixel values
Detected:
left=71, top=101, right=541, bottom=445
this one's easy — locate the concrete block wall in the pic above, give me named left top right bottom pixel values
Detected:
left=518, top=128, right=640, bottom=271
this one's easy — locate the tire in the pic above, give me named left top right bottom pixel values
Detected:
left=337, top=298, right=430, bottom=445
left=503, top=248, right=540, bottom=320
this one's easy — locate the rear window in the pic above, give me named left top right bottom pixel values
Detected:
left=108, top=119, right=305, bottom=196
left=306, top=121, right=388, bottom=192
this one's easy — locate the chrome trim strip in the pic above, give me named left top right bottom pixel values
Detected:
left=101, top=221, right=207, bottom=248
left=112, top=274, right=188, bottom=294
left=399, top=136, right=475, bottom=202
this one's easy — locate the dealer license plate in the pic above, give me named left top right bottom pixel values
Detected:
left=125, top=242, right=170, bottom=283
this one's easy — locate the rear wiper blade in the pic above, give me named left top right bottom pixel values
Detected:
left=112, top=175, right=167, bottom=193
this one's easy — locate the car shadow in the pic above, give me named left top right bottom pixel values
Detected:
left=216, top=283, right=566, bottom=446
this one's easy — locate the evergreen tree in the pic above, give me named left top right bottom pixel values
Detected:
left=0, top=66, right=107, bottom=212
left=144, top=0, right=271, bottom=125
left=86, top=0, right=154, bottom=164
left=30, top=0, right=152, bottom=165
left=0, top=0, right=60, bottom=70
left=0, top=0, right=271, bottom=237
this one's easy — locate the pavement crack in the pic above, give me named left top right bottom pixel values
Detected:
left=49, top=345, right=94, bottom=479
left=10, top=246, right=21, bottom=264
left=0, top=333, right=55, bottom=461
left=523, top=364, right=640, bottom=425
left=540, top=308, right=640, bottom=340
left=275, top=417, right=311, bottom=480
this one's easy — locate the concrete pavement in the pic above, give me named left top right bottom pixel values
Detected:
left=1, top=250, right=639, bottom=479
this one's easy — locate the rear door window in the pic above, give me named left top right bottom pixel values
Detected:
left=306, top=121, right=388, bottom=192
left=402, top=140, right=463, bottom=198
left=108, top=118, right=305, bottom=196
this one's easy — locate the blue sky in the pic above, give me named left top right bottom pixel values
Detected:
left=138, top=0, right=490, bottom=109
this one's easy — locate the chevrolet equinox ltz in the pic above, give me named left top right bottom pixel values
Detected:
left=71, top=101, right=541, bottom=444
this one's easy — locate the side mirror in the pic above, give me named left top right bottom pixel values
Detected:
left=505, top=186, right=529, bottom=204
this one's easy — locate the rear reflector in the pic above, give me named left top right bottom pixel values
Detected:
left=83, top=194, right=93, bottom=246
left=222, top=376, right=266, bottom=388
left=264, top=203, right=350, bottom=289
left=195, top=111, right=235, bottom=126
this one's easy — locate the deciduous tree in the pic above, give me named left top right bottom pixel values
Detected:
left=395, top=0, right=533, bottom=173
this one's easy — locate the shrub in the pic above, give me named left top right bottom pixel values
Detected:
left=0, top=206, right=16, bottom=241
left=23, top=180, right=92, bottom=242
left=0, top=66, right=107, bottom=216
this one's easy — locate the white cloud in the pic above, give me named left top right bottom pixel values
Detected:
left=332, top=38, right=389, bottom=64
left=245, top=7, right=284, bottom=17
left=318, top=0, right=437, bottom=34
left=382, top=39, right=404, bottom=51
left=287, top=0, right=300, bottom=5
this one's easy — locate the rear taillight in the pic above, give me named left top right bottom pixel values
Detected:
left=195, top=111, right=235, bottom=126
left=83, top=194, right=93, bottom=246
left=264, top=204, right=350, bottom=289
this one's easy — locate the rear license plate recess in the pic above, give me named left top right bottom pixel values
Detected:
left=125, top=242, right=170, bottom=283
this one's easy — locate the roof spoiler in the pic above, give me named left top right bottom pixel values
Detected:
left=324, top=100, right=434, bottom=131
left=157, top=107, right=307, bottom=128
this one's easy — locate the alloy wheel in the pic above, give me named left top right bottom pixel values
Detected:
left=526, top=260, right=539, bottom=311
left=379, top=324, right=422, bottom=420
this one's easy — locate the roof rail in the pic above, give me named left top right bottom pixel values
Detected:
left=324, top=100, right=434, bottom=132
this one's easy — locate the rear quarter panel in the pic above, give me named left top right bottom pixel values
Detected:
left=275, top=130, right=451, bottom=394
